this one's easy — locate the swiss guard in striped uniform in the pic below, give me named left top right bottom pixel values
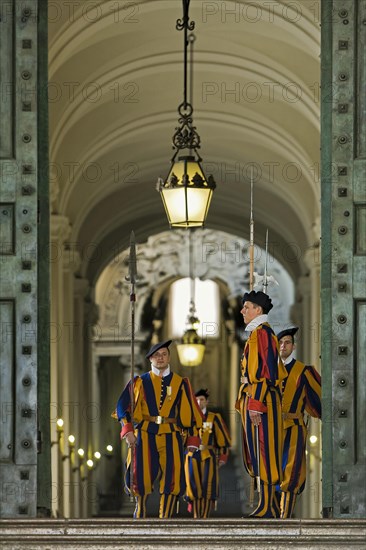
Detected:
left=277, top=327, right=322, bottom=518
left=116, top=340, right=203, bottom=519
left=184, top=388, right=231, bottom=518
left=235, top=291, right=288, bottom=518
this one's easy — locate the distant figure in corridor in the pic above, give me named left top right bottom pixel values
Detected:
left=236, top=290, right=287, bottom=518
left=116, top=340, right=203, bottom=519
left=185, top=388, right=231, bottom=518
left=277, top=327, right=322, bottom=518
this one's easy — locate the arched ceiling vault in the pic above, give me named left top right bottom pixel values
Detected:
left=48, top=0, right=320, bottom=286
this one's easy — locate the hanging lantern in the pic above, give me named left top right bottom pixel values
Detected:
left=176, top=300, right=205, bottom=367
left=159, top=154, right=215, bottom=228
left=157, top=1, right=216, bottom=228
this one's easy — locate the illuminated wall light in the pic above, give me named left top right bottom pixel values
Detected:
left=94, top=451, right=101, bottom=460
left=61, top=434, right=76, bottom=462
left=309, top=435, right=318, bottom=445
left=77, top=448, right=85, bottom=457
left=86, top=459, right=94, bottom=469
left=56, top=418, right=64, bottom=430
left=51, top=418, right=65, bottom=447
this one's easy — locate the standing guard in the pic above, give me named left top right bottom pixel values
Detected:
left=236, top=291, right=288, bottom=518
left=277, top=327, right=322, bottom=518
left=185, top=388, right=231, bottom=518
left=116, top=340, right=203, bottom=518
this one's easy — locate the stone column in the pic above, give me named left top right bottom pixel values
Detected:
left=295, top=240, right=321, bottom=519
left=297, top=275, right=311, bottom=363
left=81, top=298, right=99, bottom=518
left=71, top=278, right=89, bottom=518
left=50, top=214, right=71, bottom=517
left=304, top=243, right=322, bottom=519
left=61, top=249, right=81, bottom=518
left=116, top=350, right=140, bottom=515
left=87, top=349, right=102, bottom=517
left=225, top=317, right=239, bottom=450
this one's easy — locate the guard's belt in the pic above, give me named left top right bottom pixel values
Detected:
left=244, top=383, right=280, bottom=398
left=199, top=445, right=214, bottom=451
left=142, top=415, right=177, bottom=425
left=282, top=412, right=302, bottom=420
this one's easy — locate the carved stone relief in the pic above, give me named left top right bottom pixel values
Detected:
left=96, top=229, right=295, bottom=341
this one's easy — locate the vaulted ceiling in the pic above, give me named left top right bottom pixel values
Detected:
left=48, top=0, right=320, bottom=285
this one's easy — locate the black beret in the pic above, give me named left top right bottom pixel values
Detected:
left=195, top=388, right=209, bottom=399
left=277, top=327, right=299, bottom=341
left=242, top=290, right=273, bottom=314
left=145, top=339, right=172, bottom=359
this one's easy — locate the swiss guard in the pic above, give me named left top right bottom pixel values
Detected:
left=116, top=340, right=203, bottom=518
left=277, top=327, right=322, bottom=518
left=184, top=388, right=231, bottom=518
left=236, top=290, right=288, bottom=518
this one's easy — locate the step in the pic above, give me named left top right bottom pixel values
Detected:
left=0, top=518, right=365, bottom=549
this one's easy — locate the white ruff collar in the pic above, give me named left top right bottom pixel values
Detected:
left=151, top=365, right=171, bottom=377
left=245, top=314, right=268, bottom=333
left=283, top=352, right=296, bottom=366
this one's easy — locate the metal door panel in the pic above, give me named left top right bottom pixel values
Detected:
left=0, top=0, right=39, bottom=518
left=322, top=0, right=366, bottom=518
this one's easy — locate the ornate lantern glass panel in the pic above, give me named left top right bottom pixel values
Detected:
left=176, top=302, right=205, bottom=367
left=160, top=156, right=215, bottom=228
left=177, top=332, right=205, bottom=367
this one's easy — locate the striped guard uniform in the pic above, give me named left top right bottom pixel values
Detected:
left=235, top=322, right=288, bottom=518
left=279, top=359, right=321, bottom=518
left=184, top=411, right=231, bottom=518
left=116, top=371, right=203, bottom=518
